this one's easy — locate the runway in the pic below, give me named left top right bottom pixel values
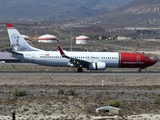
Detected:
left=0, top=62, right=160, bottom=76
left=0, top=71, right=160, bottom=76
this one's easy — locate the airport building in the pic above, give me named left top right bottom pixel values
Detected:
left=76, top=35, right=89, bottom=44
left=38, top=34, right=58, bottom=43
left=117, top=36, right=132, bottom=40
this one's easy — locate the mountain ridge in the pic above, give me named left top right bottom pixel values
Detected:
left=0, top=0, right=133, bottom=20
left=101, top=0, right=160, bottom=25
left=116, top=0, right=160, bottom=14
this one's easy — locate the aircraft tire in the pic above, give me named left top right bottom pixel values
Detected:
left=78, top=67, right=83, bottom=72
left=138, top=68, right=142, bottom=72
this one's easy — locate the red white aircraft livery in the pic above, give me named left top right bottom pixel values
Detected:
left=6, top=23, right=156, bottom=72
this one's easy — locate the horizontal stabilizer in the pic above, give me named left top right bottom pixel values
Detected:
left=8, top=50, right=23, bottom=55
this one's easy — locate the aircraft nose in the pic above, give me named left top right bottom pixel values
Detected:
left=152, top=58, right=157, bottom=65
left=154, top=59, right=158, bottom=64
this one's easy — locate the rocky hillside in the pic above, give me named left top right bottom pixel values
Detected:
left=0, top=0, right=133, bottom=20
left=117, top=0, right=160, bottom=14
left=101, top=0, right=160, bottom=25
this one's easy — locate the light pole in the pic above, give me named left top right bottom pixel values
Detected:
left=11, top=109, right=16, bottom=120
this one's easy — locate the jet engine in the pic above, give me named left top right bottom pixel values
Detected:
left=88, top=62, right=106, bottom=70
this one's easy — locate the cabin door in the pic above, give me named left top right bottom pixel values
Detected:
left=137, top=55, right=141, bottom=63
left=31, top=53, right=35, bottom=62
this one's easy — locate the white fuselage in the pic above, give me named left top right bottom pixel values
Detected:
left=12, top=51, right=119, bottom=67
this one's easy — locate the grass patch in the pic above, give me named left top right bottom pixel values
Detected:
left=108, top=99, right=121, bottom=108
left=11, top=87, right=29, bottom=97
left=65, top=88, right=75, bottom=95
left=56, top=88, right=65, bottom=95
left=153, top=93, right=160, bottom=105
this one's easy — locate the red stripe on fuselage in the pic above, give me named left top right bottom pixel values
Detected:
left=119, top=52, right=156, bottom=68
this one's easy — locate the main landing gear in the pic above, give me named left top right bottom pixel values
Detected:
left=138, top=68, right=142, bottom=72
left=77, top=67, right=83, bottom=72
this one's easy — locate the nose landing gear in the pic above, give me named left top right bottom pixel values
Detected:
left=138, top=68, right=142, bottom=72
left=77, top=67, right=83, bottom=72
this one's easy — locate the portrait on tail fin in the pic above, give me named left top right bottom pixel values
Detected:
left=11, top=33, right=30, bottom=51
left=11, top=33, right=20, bottom=51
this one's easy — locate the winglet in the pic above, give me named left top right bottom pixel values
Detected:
left=57, top=46, right=69, bottom=58
left=58, top=46, right=64, bottom=55
left=6, top=23, right=15, bottom=28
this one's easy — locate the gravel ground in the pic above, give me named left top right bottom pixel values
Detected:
left=0, top=65, right=160, bottom=119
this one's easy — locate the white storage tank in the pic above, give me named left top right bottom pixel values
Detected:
left=38, top=34, right=58, bottom=43
left=76, top=35, right=89, bottom=44
left=22, top=35, right=32, bottom=42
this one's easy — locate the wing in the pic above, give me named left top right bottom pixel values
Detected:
left=57, top=46, right=91, bottom=67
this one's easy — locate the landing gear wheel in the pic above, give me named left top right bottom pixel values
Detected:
left=138, top=68, right=142, bottom=72
left=77, top=67, right=83, bottom=72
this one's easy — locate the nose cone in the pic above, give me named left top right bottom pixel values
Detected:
left=150, top=58, right=157, bottom=66
left=154, top=59, right=158, bottom=64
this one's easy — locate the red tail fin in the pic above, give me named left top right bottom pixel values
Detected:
left=6, top=23, right=15, bottom=28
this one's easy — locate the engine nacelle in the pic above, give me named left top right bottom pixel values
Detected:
left=88, top=62, right=106, bottom=70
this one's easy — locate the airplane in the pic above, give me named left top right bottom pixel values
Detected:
left=6, top=23, right=157, bottom=72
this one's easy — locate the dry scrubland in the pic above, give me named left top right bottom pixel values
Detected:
left=0, top=64, right=160, bottom=119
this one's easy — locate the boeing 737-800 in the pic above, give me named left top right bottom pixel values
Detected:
left=6, top=23, right=156, bottom=72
